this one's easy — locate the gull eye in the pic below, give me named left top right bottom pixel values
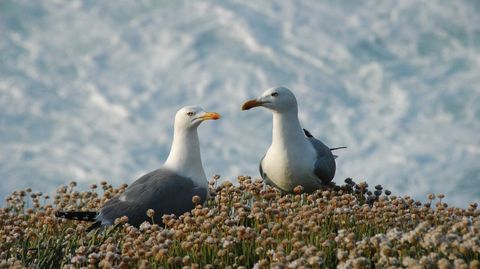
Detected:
left=271, top=92, right=279, bottom=97
left=186, top=112, right=195, bottom=116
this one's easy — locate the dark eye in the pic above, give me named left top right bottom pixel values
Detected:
left=187, top=112, right=195, bottom=116
left=271, top=92, right=278, bottom=97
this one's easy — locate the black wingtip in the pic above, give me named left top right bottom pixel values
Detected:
left=55, top=211, right=98, bottom=221
left=330, top=146, right=347, bottom=151
left=303, top=129, right=313, bottom=138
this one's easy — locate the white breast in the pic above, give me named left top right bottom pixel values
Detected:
left=262, top=139, right=317, bottom=191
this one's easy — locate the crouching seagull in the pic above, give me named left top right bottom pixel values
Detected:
left=56, top=106, right=220, bottom=230
left=241, top=86, right=345, bottom=193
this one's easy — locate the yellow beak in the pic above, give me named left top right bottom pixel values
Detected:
left=200, top=112, right=221, bottom=120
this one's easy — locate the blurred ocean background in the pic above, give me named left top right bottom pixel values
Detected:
left=1, top=1, right=479, bottom=206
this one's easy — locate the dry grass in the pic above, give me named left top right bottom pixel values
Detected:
left=1, top=177, right=479, bottom=268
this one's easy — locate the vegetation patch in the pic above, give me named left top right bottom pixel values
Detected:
left=1, top=177, right=479, bottom=268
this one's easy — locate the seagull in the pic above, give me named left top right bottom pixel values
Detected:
left=242, top=86, right=345, bottom=193
left=56, top=106, right=220, bottom=230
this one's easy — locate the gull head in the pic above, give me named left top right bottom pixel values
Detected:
left=241, top=86, right=297, bottom=113
left=174, top=106, right=221, bottom=130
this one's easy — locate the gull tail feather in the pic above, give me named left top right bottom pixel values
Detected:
left=331, top=146, right=347, bottom=159
left=55, top=211, right=98, bottom=221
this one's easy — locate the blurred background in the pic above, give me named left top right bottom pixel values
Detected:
left=1, top=1, right=479, bottom=206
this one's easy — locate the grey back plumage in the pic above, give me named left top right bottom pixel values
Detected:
left=97, top=168, right=207, bottom=227
left=306, top=134, right=336, bottom=184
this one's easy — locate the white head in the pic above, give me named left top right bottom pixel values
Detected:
left=241, top=86, right=298, bottom=113
left=165, top=106, right=220, bottom=185
left=174, top=106, right=221, bottom=130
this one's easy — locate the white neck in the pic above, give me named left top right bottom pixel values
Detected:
left=271, top=109, right=310, bottom=150
left=163, top=126, right=207, bottom=186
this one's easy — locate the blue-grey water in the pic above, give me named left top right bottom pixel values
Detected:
left=1, top=1, right=479, bottom=207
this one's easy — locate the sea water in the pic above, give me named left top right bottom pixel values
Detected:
left=1, top=0, right=479, bottom=206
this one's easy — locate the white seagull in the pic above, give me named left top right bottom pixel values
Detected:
left=242, top=86, right=344, bottom=193
left=56, top=106, right=220, bottom=230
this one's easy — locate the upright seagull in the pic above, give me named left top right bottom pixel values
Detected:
left=242, top=86, right=344, bottom=193
left=56, top=106, right=220, bottom=230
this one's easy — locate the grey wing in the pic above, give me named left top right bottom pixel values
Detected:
left=98, top=169, right=207, bottom=227
left=307, top=137, right=336, bottom=184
